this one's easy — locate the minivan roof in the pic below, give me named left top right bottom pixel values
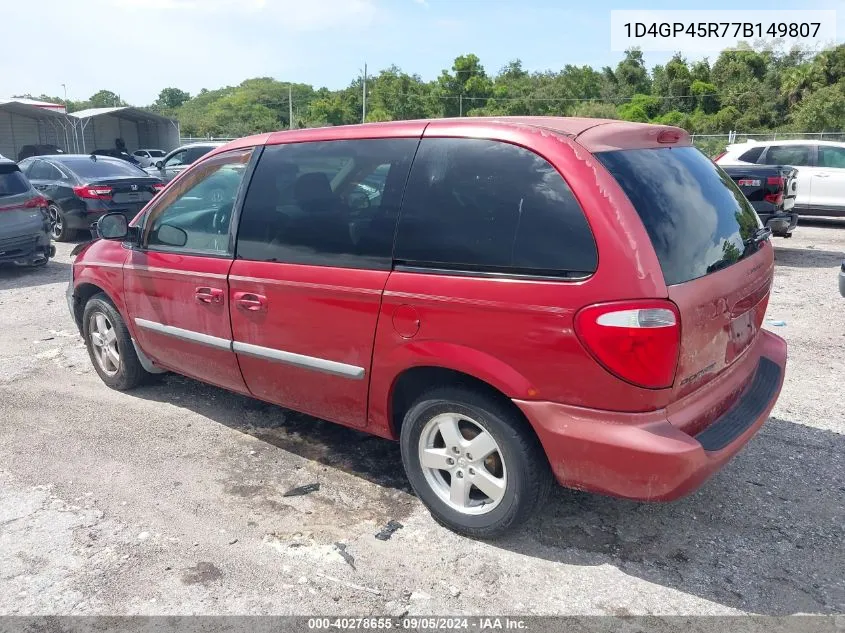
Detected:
left=223, top=117, right=690, bottom=155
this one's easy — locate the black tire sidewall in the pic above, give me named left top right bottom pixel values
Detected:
left=400, top=395, right=529, bottom=535
left=49, top=204, right=69, bottom=242
left=82, top=296, right=136, bottom=389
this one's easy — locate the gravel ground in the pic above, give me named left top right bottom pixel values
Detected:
left=0, top=223, right=843, bottom=616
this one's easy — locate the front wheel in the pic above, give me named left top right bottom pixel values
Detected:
left=400, top=386, right=552, bottom=538
left=82, top=294, right=150, bottom=390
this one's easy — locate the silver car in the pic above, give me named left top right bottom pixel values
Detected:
left=131, top=149, right=166, bottom=168
left=144, top=142, right=225, bottom=183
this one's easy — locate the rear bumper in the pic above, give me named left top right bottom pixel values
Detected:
left=759, top=212, right=798, bottom=236
left=0, top=231, right=52, bottom=265
left=516, top=330, right=787, bottom=501
left=65, top=206, right=143, bottom=233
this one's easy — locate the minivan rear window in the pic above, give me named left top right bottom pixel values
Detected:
left=0, top=165, right=30, bottom=197
left=597, top=146, right=761, bottom=286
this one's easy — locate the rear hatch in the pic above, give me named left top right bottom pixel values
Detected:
left=597, top=146, right=774, bottom=403
left=0, top=163, right=45, bottom=239
left=89, top=177, right=162, bottom=207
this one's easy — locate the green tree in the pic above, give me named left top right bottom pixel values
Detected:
left=154, top=87, right=191, bottom=110
left=791, top=81, right=845, bottom=131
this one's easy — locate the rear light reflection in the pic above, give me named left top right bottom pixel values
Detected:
left=73, top=185, right=113, bottom=200
left=575, top=301, right=681, bottom=390
left=152, top=183, right=165, bottom=195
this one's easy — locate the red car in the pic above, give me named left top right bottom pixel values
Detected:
left=67, top=117, right=787, bottom=537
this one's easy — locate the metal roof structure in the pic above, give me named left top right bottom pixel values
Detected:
left=0, top=100, right=78, bottom=160
left=67, top=107, right=180, bottom=154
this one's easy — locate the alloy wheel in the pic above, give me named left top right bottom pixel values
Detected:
left=418, top=412, right=507, bottom=515
left=89, top=312, right=120, bottom=376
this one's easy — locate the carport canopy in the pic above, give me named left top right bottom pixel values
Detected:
left=0, top=99, right=78, bottom=161
left=69, top=107, right=180, bottom=156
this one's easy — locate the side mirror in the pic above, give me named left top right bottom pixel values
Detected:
left=96, top=213, right=129, bottom=240
left=153, top=223, right=188, bottom=247
left=155, top=161, right=164, bottom=170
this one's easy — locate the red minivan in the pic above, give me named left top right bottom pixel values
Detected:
left=67, top=117, right=787, bottom=537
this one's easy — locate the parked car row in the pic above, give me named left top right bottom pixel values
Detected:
left=717, top=139, right=845, bottom=218
left=68, top=116, right=787, bottom=537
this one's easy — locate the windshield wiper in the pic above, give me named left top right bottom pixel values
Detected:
left=744, top=226, right=772, bottom=247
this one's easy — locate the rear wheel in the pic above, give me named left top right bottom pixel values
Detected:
left=82, top=294, right=149, bottom=390
left=400, top=386, right=552, bottom=538
left=48, top=203, right=74, bottom=242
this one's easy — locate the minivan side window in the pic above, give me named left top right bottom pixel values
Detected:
left=236, top=139, right=418, bottom=269
left=142, top=148, right=253, bottom=255
left=764, top=145, right=812, bottom=166
left=393, top=138, right=598, bottom=277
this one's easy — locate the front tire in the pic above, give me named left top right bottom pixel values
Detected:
left=82, top=294, right=149, bottom=390
left=400, top=386, right=552, bottom=538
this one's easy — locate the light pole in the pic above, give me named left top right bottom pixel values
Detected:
left=61, top=83, right=67, bottom=103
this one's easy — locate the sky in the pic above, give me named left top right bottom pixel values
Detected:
left=2, top=0, right=843, bottom=106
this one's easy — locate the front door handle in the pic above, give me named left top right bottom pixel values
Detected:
left=814, top=173, right=830, bottom=178
left=233, top=291, right=267, bottom=312
left=195, top=287, right=224, bottom=304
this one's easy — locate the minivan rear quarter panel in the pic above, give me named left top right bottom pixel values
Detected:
left=369, top=121, right=677, bottom=438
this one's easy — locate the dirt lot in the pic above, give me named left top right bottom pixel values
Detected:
left=1, top=224, right=843, bottom=616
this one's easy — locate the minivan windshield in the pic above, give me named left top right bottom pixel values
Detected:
left=597, top=146, right=761, bottom=286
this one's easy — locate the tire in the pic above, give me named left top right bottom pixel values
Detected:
left=400, top=386, right=552, bottom=538
left=82, top=293, right=149, bottom=390
left=48, top=203, right=75, bottom=242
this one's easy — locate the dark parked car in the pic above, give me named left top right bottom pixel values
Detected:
left=17, top=144, right=66, bottom=161
left=69, top=117, right=786, bottom=537
left=145, top=142, right=225, bottom=183
left=0, top=157, right=53, bottom=266
left=18, top=154, right=164, bottom=241
left=720, top=164, right=799, bottom=236
left=91, top=149, right=142, bottom=166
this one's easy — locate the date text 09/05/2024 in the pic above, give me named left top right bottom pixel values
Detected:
left=623, top=22, right=821, bottom=38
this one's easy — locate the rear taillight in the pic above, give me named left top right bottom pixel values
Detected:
left=764, top=176, right=785, bottom=205
left=73, top=185, right=113, bottom=200
left=574, top=300, right=681, bottom=390
left=152, top=183, right=165, bottom=195
left=24, top=195, right=49, bottom=209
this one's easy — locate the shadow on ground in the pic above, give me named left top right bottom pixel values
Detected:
left=127, top=373, right=845, bottom=615
left=774, top=245, right=843, bottom=269
left=0, top=260, right=72, bottom=291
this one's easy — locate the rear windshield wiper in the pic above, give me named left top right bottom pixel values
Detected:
left=744, top=226, right=772, bottom=247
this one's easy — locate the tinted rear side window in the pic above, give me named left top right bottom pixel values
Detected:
left=738, top=146, right=765, bottom=163
left=57, top=157, right=146, bottom=180
left=597, top=146, right=761, bottom=286
left=394, top=138, right=597, bottom=277
left=764, top=145, right=812, bottom=166
left=0, top=165, right=29, bottom=197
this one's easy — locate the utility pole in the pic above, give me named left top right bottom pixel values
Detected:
left=459, top=94, right=463, bottom=117
left=362, top=63, right=367, bottom=123
left=288, top=84, right=294, bottom=129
